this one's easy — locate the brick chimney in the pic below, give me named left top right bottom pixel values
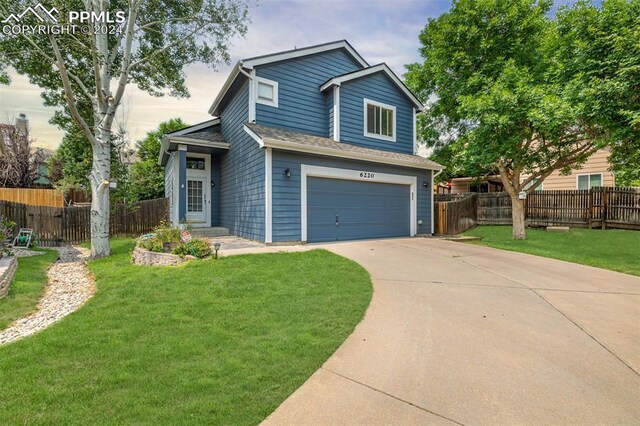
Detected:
left=15, top=113, right=28, bottom=136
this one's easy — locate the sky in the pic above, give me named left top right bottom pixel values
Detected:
left=0, top=0, right=578, bottom=150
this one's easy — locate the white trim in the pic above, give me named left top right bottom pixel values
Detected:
left=242, top=124, right=442, bottom=170
left=254, top=76, right=279, bottom=108
left=244, top=124, right=264, bottom=147
left=333, top=86, right=340, bottom=141
left=576, top=172, right=604, bottom=190
left=265, top=148, right=273, bottom=243
left=431, top=169, right=443, bottom=235
left=178, top=144, right=188, bottom=151
left=430, top=169, right=434, bottom=234
left=208, top=62, right=242, bottom=115
left=248, top=69, right=256, bottom=122
left=173, top=152, right=179, bottom=226
left=363, top=98, right=396, bottom=142
left=320, top=63, right=424, bottom=111
left=168, top=136, right=229, bottom=150
left=168, top=119, right=220, bottom=137
left=242, top=40, right=368, bottom=70
left=300, top=164, right=417, bottom=242
left=412, top=107, right=417, bottom=154
left=184, top=152, right=211, bottom=227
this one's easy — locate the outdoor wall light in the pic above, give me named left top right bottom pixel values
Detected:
left=211, top=180, right=216, bottom=187
left=284, top=168, right=292, bottom=177
left=422, top=181, right=429, bottom=189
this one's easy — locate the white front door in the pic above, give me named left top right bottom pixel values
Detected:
left=186, top=177, right=207, bottom=223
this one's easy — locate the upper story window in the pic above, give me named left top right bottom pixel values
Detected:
left=364, top=99, right=396, bottom=142
left=255, top=76, right=278, bottom=108
left=577, top=173, right=602, bottom=190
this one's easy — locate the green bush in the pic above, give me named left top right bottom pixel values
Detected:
left=172, top=239, right=212, bottom=259
left=137, top=224, right=181, bottom=253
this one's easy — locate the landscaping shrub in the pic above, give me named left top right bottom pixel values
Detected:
left=172, top=239, right=212, bottom=259
left=137, top=223, right=181, bottom=253
left=0, top=217, right=16, bottom=257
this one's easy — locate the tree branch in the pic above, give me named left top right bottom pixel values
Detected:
left=127, top=24, right=204, bottom=71
left=18, top=32, right=93, bottom=101
left=48, top=34, right=97, bottom=147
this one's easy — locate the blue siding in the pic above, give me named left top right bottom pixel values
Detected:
left=255, top=49, right=362, bottom=136
left=178, top=150, right=186, bottom=223
left=271, top=151, right=433, bottom=242
left=220, top=80, right=266, bottom=241
left=210, top=155, right=221, bottom=226
left=340, top=72, right=414, bottom=154
left=327, top=89, right=334, bottom=139
left=164, top=154, right=175, bottom=224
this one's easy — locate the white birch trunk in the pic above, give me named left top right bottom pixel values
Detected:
left=89, top=137, right=111, bottom=258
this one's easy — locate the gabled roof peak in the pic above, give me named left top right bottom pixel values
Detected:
left=320, top=63, right=424, bottom=111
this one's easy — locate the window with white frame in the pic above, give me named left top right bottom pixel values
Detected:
left=364, top=99, right=395, bottom=141
left=522, top=178, right=543, bottom=191
left=577, top=173, right=602, bottom=190
left=255, top=77, right=278, bottom=107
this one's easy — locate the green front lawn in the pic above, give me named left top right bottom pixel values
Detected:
left=0, top=249, right=58, bottom=330
left=0, top=239, right=372, bottom=425
left=464, top=226, right=640, bottom=276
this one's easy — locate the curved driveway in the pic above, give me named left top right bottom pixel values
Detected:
left=263, top=238, right=640, bottom=425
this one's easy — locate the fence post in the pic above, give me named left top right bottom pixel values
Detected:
left=601, top=187, right=608, bottom=230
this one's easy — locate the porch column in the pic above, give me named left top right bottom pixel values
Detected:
left=178, top=145, right=187, bottom=223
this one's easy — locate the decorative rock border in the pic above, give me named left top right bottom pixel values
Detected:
left=0, top=245, right=95, bottom=346
left=0, top=256, right=17, bottom=299
left=132, top=246, right=191, bottom=266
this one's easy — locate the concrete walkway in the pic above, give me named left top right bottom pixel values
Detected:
left=262, top=237, right=640, bottom=425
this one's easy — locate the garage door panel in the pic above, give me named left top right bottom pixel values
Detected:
left=307, top=177, right=410, bottom=243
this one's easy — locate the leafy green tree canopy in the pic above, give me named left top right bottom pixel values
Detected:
left=130, top=118, right=189, bottom=200
left=405, top=0, right=638, bottom=238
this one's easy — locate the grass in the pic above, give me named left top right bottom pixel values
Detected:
left=464, top=226, right=640, bottom=276
left=0, top=249, right=58, bottom=330
left=0, top=239, right=372, bottom=425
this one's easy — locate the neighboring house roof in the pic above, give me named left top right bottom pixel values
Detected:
left=208, top=40, right=369, bottom=116
left=158, top=119, right=228, bottom=166
left=320, top=63, right=424, bottom=111
left=244, top=123, right=442, bottom=171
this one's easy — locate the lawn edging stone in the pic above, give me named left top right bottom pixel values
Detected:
left=132, top=246, right=194, bottom=266
left=0, top=256, right=17, bottom=299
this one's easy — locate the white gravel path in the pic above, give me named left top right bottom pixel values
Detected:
left=0, top=245, right=96, bottom=345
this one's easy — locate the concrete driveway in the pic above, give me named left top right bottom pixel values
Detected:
left=263, top=237, right=640, bottom=425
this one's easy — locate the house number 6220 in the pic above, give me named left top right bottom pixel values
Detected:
left=359, top=172, right=375, bottom=179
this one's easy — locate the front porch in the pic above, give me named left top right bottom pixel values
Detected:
left=158, top=119, right=229, bottom=228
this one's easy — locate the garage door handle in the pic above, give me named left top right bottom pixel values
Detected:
left=335, top=215, right=339, bottom=226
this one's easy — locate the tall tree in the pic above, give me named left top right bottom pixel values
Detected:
left=130, top=118, right=189, bottom=201
left=0, top=119, right=46, bottom=188
left=406, top=0, right=617, bottom=239
left=551, top=0, right=640, bottom=187
left=0, top=0, right=248, bottom=257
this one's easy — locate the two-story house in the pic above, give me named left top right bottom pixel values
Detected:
left=158, top=40, right=443, bottom=243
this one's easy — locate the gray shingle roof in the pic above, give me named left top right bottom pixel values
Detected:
left=181, top=131, right=226, bottom=144
left=245, top=123, right=442, bottom=170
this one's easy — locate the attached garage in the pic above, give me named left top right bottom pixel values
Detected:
left=301, top=165, right=417, bottom=243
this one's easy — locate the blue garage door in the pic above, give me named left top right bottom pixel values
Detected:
left=307, top=177, right=410, bottom=243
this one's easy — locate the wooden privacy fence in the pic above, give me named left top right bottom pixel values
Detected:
left=434, top=193, right=478, bottom=235
left=436, top=187, right=640, bottom=233
left=0, top=188, right=65, bottom=207
left=0, top=198, right=169, bottom=246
